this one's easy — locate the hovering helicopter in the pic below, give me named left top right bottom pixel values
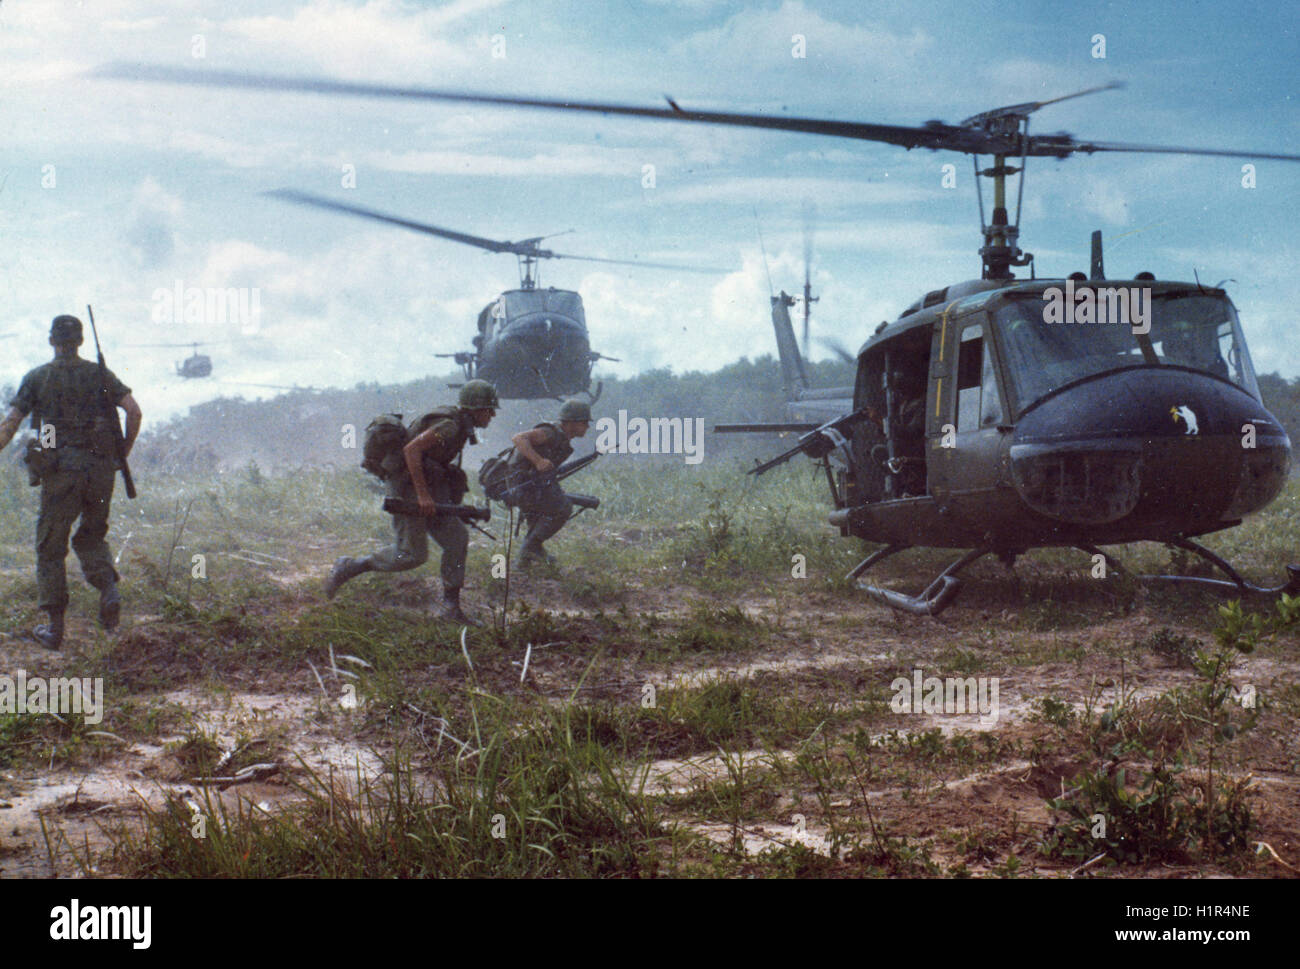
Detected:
left=266, top=189, right=718, bottom=402
left=128, top=341, right=215, bottom=378
left=100, top=66, right=1300, bottom=612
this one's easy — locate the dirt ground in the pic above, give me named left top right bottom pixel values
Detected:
left=1, top=541, right=1298, bottom=878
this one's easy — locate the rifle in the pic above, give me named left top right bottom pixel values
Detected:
left=498, top=449, right=600, bottom=506
left=86, top=305, right=136, bottom=499
left=382, top=498, right=492, bottom=522
left=556, top=450, right=601, bottom=481
left=747, top=408, right=869, bottom=476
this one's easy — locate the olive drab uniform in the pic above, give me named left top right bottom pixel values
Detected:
left=511, top=422, right=574, bottom=561
left=368, top=407, right=476, bottom=587
left=9, top=358, right=130, bottom=614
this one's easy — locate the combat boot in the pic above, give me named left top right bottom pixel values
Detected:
left=325, top=556, right=372, bottom=599
left=99, top=582, right=122, bottom=631
left=517, top=550, right=557, bottom=570
left=437, top=586, right=477, bottom=626
left=516, top=542, right=556, bottom=570
left=33, top=611, right=65, bottom=650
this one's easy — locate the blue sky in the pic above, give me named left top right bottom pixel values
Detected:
left=2, top=0, right=1297, bottom=421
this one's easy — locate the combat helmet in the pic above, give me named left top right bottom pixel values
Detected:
left=458, top=379, right=500, bottom=410
left=558, top=399, right=592, bottom=423
left=49, top=315, right=84, bottom=345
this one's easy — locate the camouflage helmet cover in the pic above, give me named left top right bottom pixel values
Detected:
left=50, top=315, right=84, bottom=344
left=458, top=379, right=500, bottom=410
left=558, top=399, right=592, bottom=422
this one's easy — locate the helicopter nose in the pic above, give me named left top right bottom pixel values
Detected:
left=504, top=315, right=586, bottom=344
left=1009, top=369, right=1290, bottom=528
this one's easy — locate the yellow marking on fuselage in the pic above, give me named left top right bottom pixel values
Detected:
left=934, top=300, right=961, bottom=419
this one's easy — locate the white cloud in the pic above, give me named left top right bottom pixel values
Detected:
left=225, top=0, right=498, bottom=80
left=672, top=1, right=931, bottom=79
left=124, top=177, right=185, bottom=269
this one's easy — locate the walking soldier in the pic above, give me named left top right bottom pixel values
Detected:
left=0, top=315, right=143, bottom=648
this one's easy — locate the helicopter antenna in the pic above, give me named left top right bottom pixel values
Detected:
left=801, top=200, right=818, bottom=357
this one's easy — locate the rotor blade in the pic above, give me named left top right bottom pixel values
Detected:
left=218, top=380, right=317, bottom=392
left=1066, top=139, right=1300, bottom=163
left=816, top=337, right=855, bottom=364
left=126, top=341, right=228, bottom=348
left=95, top=62, right=955, bottom=149
left=97, top=63, right=1300, bottom=163
left=266, top=189, right=527, bottom=254
left=546, top=250, right=728, bottom=273
left=960, top=81, right=1125, bottom=125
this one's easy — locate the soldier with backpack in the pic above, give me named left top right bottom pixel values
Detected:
left=508, top=398, right=592, bottom=568
left=324, top=380, right=499, bottom=623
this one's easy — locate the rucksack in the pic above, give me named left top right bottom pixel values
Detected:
left=477, top=445, right=515, bottom=500
left=362, top=406, right=470, bottom=481
left=361, top=413, right=408, bottom=479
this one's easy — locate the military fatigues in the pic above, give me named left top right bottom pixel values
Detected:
left=368, top=408, right=476, bottom=587
left=9, top=359, right=129, bottom=613
left=511, top=422, right=573, bottom=561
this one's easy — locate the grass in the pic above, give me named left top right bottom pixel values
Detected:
left=5, top=465, right=1299, bottom=878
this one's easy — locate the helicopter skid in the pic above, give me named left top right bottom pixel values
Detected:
left=846, top=538, right=1299, bottom=617
left=847, top=545, right=991, bottom=616
left=1129, top=538, right=1300, bottom=599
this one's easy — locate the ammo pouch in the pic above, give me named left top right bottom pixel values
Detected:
left=422, top=461, right=469, bottom=505
left=447, top=465, right=469, bottom=504
left=23, top=439, right=58, bottom=486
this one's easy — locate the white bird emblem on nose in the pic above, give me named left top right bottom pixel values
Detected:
left=1170, top=404, right=1199, bottom=435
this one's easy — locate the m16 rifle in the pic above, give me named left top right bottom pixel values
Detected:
left=86, top=305, right=136, bottom=499
left=498, top=450, right=600, bottom=507
left=381, top=499, right=492, bottom=522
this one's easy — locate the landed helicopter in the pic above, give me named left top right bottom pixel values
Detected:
left=266, top=189, right=717, bottom=402
left=100, top=67, right=1300, bottom=612
left=127, top=341, right=216, bottom=379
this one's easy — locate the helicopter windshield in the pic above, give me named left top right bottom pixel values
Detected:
left=503, top=289, right=585, bottom=322
left=994, top=291, right=1260, bottom=411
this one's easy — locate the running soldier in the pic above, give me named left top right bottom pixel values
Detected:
left=324, top=380, right=498, bottom=622
left=510, top=398, right=591, bottom=568
left=0, top=315, right=143, bottom=648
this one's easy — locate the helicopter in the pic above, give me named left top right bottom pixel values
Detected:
left=127, top=341, right=216, bottom=378
left=99, top=66, right=1300, bottom=612
left=265, top=189, right=718, bottom=402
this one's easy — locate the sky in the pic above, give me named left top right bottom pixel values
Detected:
left=2, top=0, right=1298, bottom=422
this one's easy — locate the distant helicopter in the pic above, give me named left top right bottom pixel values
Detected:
left=127, top=341, right=215, bottom=378
left=101, top=67, right=1300, bottom=612
left=266, top=189, right=718, bottom=401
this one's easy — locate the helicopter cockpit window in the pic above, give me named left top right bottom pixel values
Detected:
left=994, top=292, right=1260, bottom=412
left=503, top=289, right=586, bottom=322
left=956, top=328, right=983, bottom=431
left=955, top=325, right=1003, bottom=431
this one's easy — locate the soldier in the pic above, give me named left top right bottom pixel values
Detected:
left=509, top=398, right=591, bottom=567
left=325, top=379, right=498, bottom=623
left=0, top=315, right=143, bottom=648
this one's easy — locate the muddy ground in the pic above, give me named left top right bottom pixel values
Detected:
left=2, top=521, right=1297, bottom=878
